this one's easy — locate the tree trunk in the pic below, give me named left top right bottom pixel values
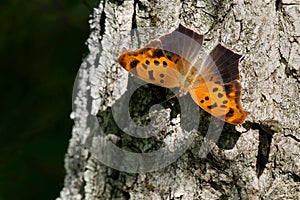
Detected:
left=57, top=0, right=300, bottom=199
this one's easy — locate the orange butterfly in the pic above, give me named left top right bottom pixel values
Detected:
left=118, top=24, right=248, bottom=124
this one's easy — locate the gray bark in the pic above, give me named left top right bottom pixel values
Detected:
left=57, top=0, right=300, bottom=199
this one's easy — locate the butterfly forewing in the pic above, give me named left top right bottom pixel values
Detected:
left=118, top=43, right=182, bottom=88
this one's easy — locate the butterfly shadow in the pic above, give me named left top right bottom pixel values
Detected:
left=96, top=81, right=176, bottom=154
left=185, top=106, right=242, bottom=154
left=94, top=78, right=245, bottom=173
left=251, top=122, right=273, bottom=178
left=96, top=79, right=243, bottom=151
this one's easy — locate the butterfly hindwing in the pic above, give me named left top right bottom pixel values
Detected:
left=158, top=23, right=203, bottom=66
left=190, top=80, right=248, bottom=124
left=190, top=44, right=248, bottom=124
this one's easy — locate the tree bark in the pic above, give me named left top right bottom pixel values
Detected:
left=57, top=0, right=300, bottom=199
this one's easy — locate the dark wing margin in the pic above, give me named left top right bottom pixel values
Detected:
left=175, top=23, right=203, bottom=45
left=209, top=44, right=243, bottom=84
left=157, top=23, right=204, bottom=65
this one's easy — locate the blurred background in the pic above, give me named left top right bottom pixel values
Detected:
left=0, top=0, right=98, bottom=199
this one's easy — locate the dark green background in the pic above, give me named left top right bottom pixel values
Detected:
left=0, top=0, right=97, bottom=199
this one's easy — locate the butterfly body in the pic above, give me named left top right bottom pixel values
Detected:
left=118, top=24, right=248, bottom=124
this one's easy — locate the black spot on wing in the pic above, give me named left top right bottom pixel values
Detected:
left=218, top=93, right=224, bottom=98
left=153, top=49, right=164, bottom=58
left=154, top=60, right=160, bottom=66
left=220, top=105, right=227, bottom=108
left=146, top=60, right=150, bottom=65
left=226, top=108, right=235, bottom=117
left=207, top=103, right=218, bottom=109
left=142, top=64, right=148, bottom=69
left=224, top=84, right=232, bottom=96
left=148, top=70, right=155, bottom=81
left=163, top=61, right=167, bottom=67
left=130, top=60, right=140, bottom=68
left=139, top=48, right=148, bottom=54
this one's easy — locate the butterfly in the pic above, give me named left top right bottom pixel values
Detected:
left=118, top=23, right=248, bottom=124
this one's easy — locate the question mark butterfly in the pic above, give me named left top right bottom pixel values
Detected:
left=118, top=24, right=248, bottom=124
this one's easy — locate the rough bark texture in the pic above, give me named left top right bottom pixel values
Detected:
left=58, top=0, right=300, bottom=199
